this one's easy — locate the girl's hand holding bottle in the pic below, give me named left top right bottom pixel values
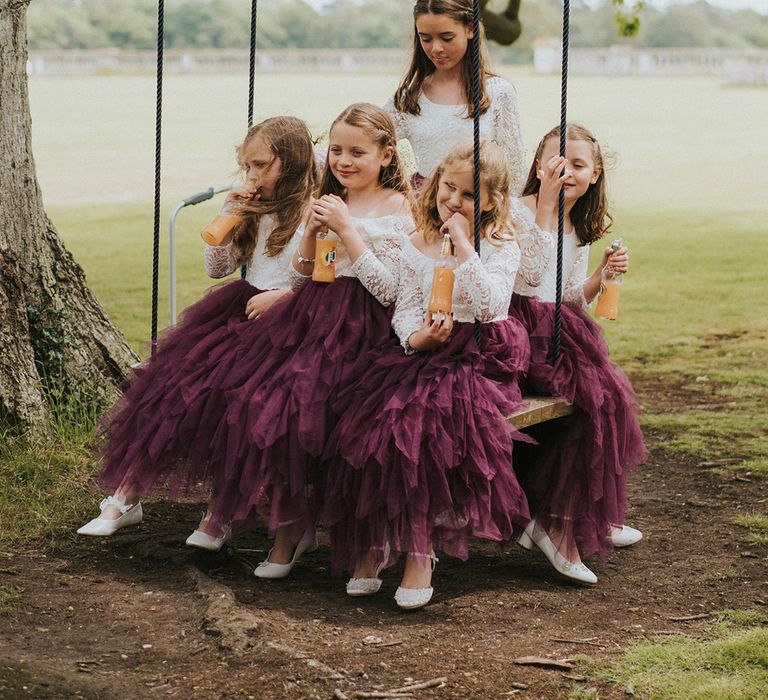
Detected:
left=599, top=242, right=629, bottom=282
left=440, top=213, right=474, bottom=263
left=311, top=194, right=367, bottom=263
left=311, top=194, right=355, bottom=239
left=408, top=312, right=454, bottom=352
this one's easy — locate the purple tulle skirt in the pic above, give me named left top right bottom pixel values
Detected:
left=205, top=276, right=395, bottom=538
left=97, top=280, right=270, bottom=498
left=508, top=293, right=647, bottom=558
left=320, top=318, right=532, bottom=575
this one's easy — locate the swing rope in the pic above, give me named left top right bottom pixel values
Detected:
left=550, top=0, right=570, bottom=362
left=150, top=2, right=260, bottom=342
left=242, top=0, right=259, bottom=280
left=471, top=0, right=483, bottom=351
left=248, top=0, right=258, bottom=128
left=150, top=0, right=165, bottom=357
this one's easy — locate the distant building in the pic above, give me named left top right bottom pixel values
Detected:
left=533, top=40, right=768, bottom=86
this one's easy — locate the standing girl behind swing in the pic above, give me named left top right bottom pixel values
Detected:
left=78, top=116, right=317, bottom=546
left=384, top=0, right=526, bottom=190
left=510, top=123, right=647, bottom=585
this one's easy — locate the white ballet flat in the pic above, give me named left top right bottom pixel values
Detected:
left=610, top=524, right=643, bottom=548
left=394, top=552, right=438, bottom=610
left=254, top=528, right=318, bottom=579
left=77, top=496, right=143, bottom=536
left=346, top=544, right=389, bottom=597
left=346, top=576, right=383, bottom=597
left=518, top=519, right=597, bottom=586
left=186, top=514, right=232, bottom=552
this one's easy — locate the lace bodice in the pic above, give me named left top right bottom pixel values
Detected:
left=393, top=237, right=521, bottom=351
left=203, top=215, right=300, bottom=289
left=512, top=204, right=589, bottom=307
left=289, top=214, right=414, bottom=307
left=384, top=76, right=526, bottom=193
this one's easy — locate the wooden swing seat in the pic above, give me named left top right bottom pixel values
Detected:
left=507, top=395, right=573, bottom=430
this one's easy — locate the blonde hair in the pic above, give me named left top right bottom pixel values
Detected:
left=416, top=140, right=513, bottom=245
left=231, top=116, right=317, bottom=265
left=522, top=123, right=612, bottom=246
left=394, top=0, right=494, bottom=118
left=318, top=103, right=412, bottom=204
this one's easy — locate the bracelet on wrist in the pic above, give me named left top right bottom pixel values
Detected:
left=296, top=252, right=315, bottom=265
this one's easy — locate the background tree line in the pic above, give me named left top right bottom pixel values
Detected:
left=27, top=0, right=768, bottom=59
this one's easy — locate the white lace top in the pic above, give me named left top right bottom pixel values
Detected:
left=203, top=215, right=300, bottom=289
left=384, top=76, right=526, bottom=193
left=511, top=203, right=589, bottom=308
left=393, top=236, right=521, bottom=351
left=288, top=214, right=414, bottom=307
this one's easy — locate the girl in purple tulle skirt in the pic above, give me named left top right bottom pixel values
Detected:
left=508, top=124, right=647, bottom=585
left=195, top=103, right=418, bottom=577
left=77, top=116, right=318, bottom=546
left=321, top=140, right=531, bottom=609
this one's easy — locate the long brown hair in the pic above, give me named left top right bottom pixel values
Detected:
left=416, top=140, right=514, bottom=245
left=393, top=0, right=493, bottom=117
left=521, top=123, right=612, bottom=246
left=318, top=103, right=412, bottom=204
left=231, top=116, right=317, bottom=265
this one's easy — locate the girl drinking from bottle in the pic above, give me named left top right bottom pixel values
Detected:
left=204, top=103, right=415, bottom=577
left=385, top=0, right=525, bottom=191
left=510, top=123, right=647, bottom=585
left=78, top=116, right=317, bottom=547
left=321, top=140, right=531, bottom=610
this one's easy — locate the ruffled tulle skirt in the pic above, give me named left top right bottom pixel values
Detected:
left=320, top=318, right=532, bottom=575
left=97, top=279, right=269, bottom=498
left=205, top=276, right=395, bottom=537
left=508, top=293, right=647, bottom=558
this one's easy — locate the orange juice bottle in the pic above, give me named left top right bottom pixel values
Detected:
left=428, top=234, right=456, bottom=314
left=595, top=238, right=623, bottom=321
left=201, top=210, right=242, bottom=246
left=312, top=236, right=338, bottom=283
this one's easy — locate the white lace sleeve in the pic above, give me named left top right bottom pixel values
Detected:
left=563, top=245, right=590, bottom=308
left=204, top=243, right=238, bottom=279
left=510, top=199, right=555, bottom=287
left=288, top=265, right=311, bottom=291
left=383, top=95, right=409, bottom=141
left=454, top=240, right=520, bottom=322
left=349, top=240, right=402, bottom=307
left=491, top=78, right=526, bottom=196
left=391, top=254, right=424, bottom=354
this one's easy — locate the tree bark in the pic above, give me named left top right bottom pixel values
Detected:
left=482, top=0, right=522, bottom=46
left=0, top=0, right=138, bottom=432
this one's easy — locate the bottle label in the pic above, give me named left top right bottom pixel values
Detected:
left=312, top=238, right=338, bottom=283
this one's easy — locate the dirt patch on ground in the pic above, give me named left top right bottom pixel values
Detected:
left=2, top=374, right=766, bottom=700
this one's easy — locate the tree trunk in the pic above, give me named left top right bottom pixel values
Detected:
left=482, top=0, right=522, bottom=46
left=0, top=0, right=138, bottom=433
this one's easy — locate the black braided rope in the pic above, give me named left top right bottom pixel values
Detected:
left=471, top=0, right=482, bottom=351
left=150, top=0, right=164, bottom=356
left=248, top=0, right=258, bottom=128
left=550, top=0, right=570, bottom=363
left=242, top=0, right=259, bottom=280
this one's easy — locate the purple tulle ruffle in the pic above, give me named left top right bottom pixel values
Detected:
left=321, top=318, right=532, bottom=575
left=508, top=293, right=647, bottom=558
